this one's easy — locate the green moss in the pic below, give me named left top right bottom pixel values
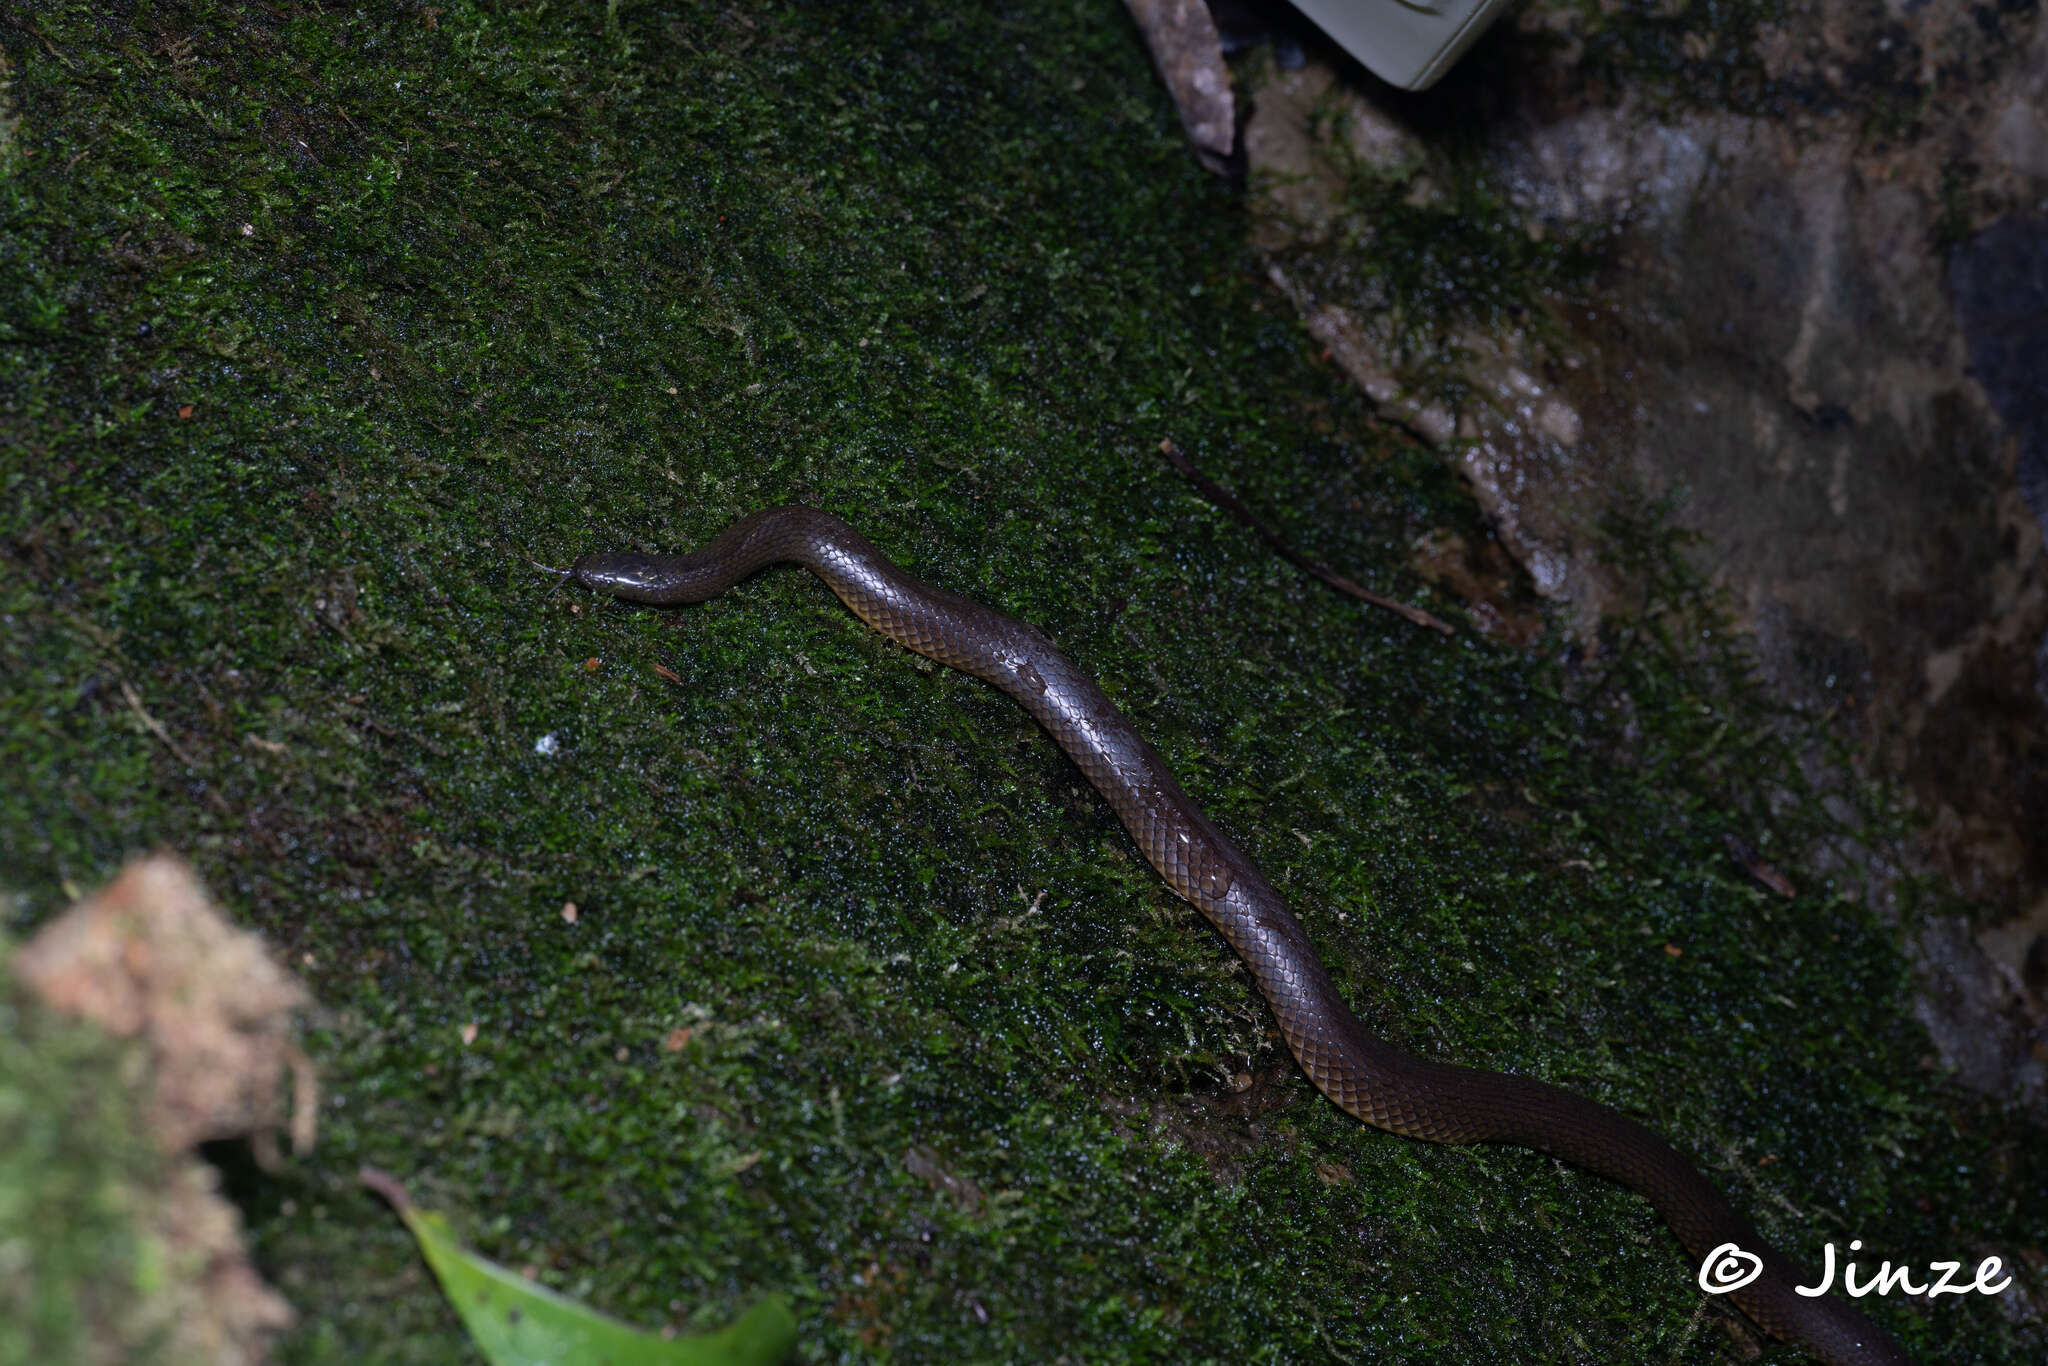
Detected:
left=1554, top=0, right=1779, bottom=110
left=1, top=3, right=2040, bottom=1365
left=1474, top=0, right=1987, bottom=129
left=0, top=937, right=173, bottom=1366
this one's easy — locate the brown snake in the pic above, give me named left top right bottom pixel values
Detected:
left=574, top=505, right=1911, bottom=1366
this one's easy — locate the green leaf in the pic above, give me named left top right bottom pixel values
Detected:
left=361, top=1167, right=796, bottom=1366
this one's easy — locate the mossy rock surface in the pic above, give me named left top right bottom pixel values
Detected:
left=1, top=3, right=2040, bottom=1364
left=0, top=948, right=171, bottom=1366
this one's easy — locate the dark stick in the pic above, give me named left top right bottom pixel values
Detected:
left=1158, top=439, right=1455, bottom=635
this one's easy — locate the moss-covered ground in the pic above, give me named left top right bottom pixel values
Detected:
left=0, top=930, right=178, bottom=1366
left=2, top=2, right=2041, bottom=1363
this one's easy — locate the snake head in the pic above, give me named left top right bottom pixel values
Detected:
left=571, top=553, right=679, bottom=603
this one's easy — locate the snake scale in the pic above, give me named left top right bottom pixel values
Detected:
left=573, top=505, right=1910, bottom=1366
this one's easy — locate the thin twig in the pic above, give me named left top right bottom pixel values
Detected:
left=120, top=680, right=201, bottom=766
left=357, top=1165, right=413, bottom=1212
left=1723, top=834, right=1797, bottom=898
left=1159, top=439, right=1454, bottom=635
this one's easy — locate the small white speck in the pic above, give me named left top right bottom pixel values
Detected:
left=534, top=732, right=560, bottom=756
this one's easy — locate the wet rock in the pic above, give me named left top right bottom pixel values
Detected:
left=1124, top=0, right=1238, bottom=171
left=1951, top=216, right=2048, bottom=565
left=1234, top=3, right=2048, bottom=1102
left=1915, top=915, right=2048, bottom=1111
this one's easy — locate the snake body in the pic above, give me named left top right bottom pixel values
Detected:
left=574, top=505, right=1910, bottom=1366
